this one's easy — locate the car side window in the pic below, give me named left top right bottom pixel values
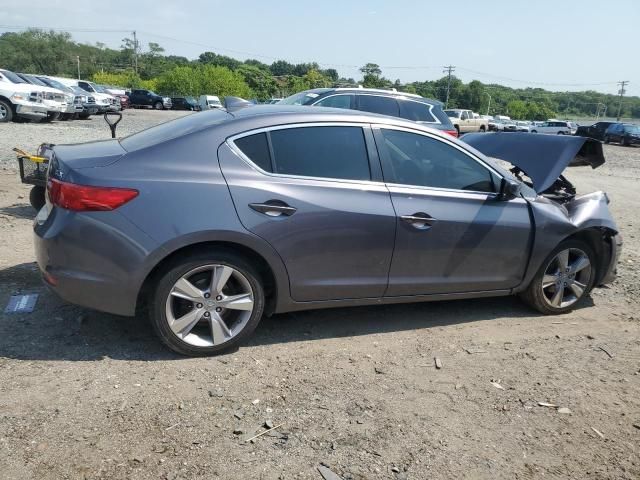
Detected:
left=357, top=95, right=400, bottom=117
left=269, top=126, right=371, bottom=181
left=313, top=94, right=353, bottom=109
left=399, top=101, right=437, bottom=122
left=379, top=128, right=497, bottom=193
left=234, top=132, right=273, bottom=172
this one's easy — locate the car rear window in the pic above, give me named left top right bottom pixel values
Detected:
left=120, top=109, right=232, bottom=152
left=269, top=126, right=370, bottom=181
left=399, top=100, right=437, bottom=123
left=234, top=132, right=273, bottom=172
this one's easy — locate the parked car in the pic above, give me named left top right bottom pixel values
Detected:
left=128, top=89, right=172, bottom=110
left=279, top=87, right=457, bottom=137
left=575, top=121, right=617, bottom=142
left=502, top=119, right=518, bottom=132
left=38, top=77, right=98, bottom=119
left=0, top=69, right=48, bottom=122
left=1, top=69, right=68, bottom=122
left=530, top=120, right=575, bottom=135
left=14, top=72, right=77, bottom=121
left=34, top=106, right=620, bottom=356
left=101, top=85, right=129, bottom=109
left=199, top=95, right=224, bottom=110
left=515, top=121, right=531, bottom=132
left=51, top=77, right=115, bottom=113
left=604, top=123, right=640, bottom=146
left=171, top=96, right=200, bottom=111
left=488, top=118, right=503, bottom=131
left=77, top=81, right=121, bottom=111
left=444, top=109, right=489, bottom=135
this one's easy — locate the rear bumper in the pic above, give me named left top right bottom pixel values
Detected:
left=600, top=233, right=622, bottom=285
left=33, top=206, right=159, bottom=316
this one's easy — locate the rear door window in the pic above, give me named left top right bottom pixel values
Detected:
left=269, top=126, right=371, bottom=181
left=398, top=101, right=437, bottom=123
left=357, top=95, right=400, bottom=117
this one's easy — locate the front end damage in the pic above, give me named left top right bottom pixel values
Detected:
left=462, top=132, right=621, bottom=288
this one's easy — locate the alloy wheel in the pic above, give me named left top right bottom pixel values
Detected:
left=165, top=264, right=255, bottom=347
left=541, top=248, right=592, bottom=309
left=0, top=104, right=7, bottom=120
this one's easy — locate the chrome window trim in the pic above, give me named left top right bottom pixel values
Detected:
left=373, top=123, right=512, bottom=197
left=227, top=122, right=385, bottom=187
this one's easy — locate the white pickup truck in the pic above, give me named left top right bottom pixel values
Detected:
left=0, top=69, right=49, bottom=122
left=444, top=109, right=489, bottom=134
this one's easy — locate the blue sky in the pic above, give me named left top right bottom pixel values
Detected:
left=2, top=0, right=639, bottom=96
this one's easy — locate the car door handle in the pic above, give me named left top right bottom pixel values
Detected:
left=400, top=213, right=437, bottom=229
left=249, top=202, right=297, bottom=217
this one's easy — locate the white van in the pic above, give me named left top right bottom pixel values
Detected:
left=199, top=95, right=224, bottom=110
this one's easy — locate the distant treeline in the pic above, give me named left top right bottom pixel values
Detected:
left=1, top=29, right=638, bottom=119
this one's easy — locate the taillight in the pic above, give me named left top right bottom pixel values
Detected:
left=47, top=178, right=138, bottom=211
left=444, top=129, right=458, bottom=138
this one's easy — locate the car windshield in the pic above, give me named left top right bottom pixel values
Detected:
left=1, top=69, right=27, bottom=84
left=279, top=91, right=321, bottom=105
left=93, top=84, right=107, bottom=93
left=624, top=125, right=640, bottom=133
left=21, top=74, right=47, bottom=86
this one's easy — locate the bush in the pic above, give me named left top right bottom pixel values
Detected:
left=155, top=65, right=253, bottom=98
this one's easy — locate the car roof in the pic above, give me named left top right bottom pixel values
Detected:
left=301, top=87, right=441, bottom=106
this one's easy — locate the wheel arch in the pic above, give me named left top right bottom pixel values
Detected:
left=136, top=239, right=286, bottom=318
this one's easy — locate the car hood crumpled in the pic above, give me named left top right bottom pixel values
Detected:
left=461, top=132, right=604, bottom=193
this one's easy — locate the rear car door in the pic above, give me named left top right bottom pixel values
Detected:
left=218, top=123, right=397, bottom=302
left=374, top=126, right=532, bottom=296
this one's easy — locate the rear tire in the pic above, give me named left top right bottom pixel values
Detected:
left=479, top=125, right=486, bottom=132
left=150, top=251, right=265, bottom=356
left=531, top=130, right=537, bottom=133
left=622, top=137, right=630, bottom=147
left=604, top=135, right=610, bottom=144
left=520, top=239, right=596, bottom=315
left=29, top=186, right=46, bottom=210
left=454, top=125, right=460, bottom=137
left=557, top=131, right=565, bottom=135
left=0, top=100, right=13, bottom=122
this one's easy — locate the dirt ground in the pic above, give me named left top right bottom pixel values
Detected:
left=0, top=111, right=638, bottom=480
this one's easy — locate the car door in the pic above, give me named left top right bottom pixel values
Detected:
left=373, top=125, right=532, bottom=296
left=218, top=123, right=397, bottom=302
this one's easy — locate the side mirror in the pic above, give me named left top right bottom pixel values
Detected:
left=498, top=177, right=521, bottom=200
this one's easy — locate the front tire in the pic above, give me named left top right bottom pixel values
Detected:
left=520, top=239, right=596, bottom=315
left=479, top=125, right=486, bottom=132
left=153, top=101, right=164, bottom=110
left=531, top=130, right=537, bottom=133
left=0, top=100, right=13, bottom=122
left=150, top=251, right=265, bottom=356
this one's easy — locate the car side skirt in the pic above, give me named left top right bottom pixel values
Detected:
left=273, top=289, right=512, bottom=314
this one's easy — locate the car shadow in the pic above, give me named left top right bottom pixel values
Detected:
left=0, top=203, right=36, bottom=220
left=0, top=262, right=560, bottom=362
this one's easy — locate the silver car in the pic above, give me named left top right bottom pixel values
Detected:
left=34, top=106, right=621, bottom=356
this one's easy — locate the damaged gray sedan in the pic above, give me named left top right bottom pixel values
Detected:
left=33, top=107, right=621, bottom=356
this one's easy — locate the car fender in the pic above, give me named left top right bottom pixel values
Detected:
left=517, top=191, right=618, bottom=292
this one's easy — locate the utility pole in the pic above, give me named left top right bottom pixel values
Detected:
left=76, top=56, right=80, bottom=79
left=133, top=30, right=139, bottom=74
left=616, top=80, right=628, bottom=121
left=443, top=65, right=455, bottom=108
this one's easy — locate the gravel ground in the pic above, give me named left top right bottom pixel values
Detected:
left=0, top=111, right=638, bottom=480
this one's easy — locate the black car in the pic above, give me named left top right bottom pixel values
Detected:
left=171, top=96, right=200, bottom=111
left=128, top=89, right=172, bottom=110
left=604, top=123, right=640, bottom=146
left=575, top=121, right=616, bottom=141
left=279, top=88, right=457, bottom=137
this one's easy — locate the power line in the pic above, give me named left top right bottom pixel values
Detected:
left=0, top=24, right=628, bottom=89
